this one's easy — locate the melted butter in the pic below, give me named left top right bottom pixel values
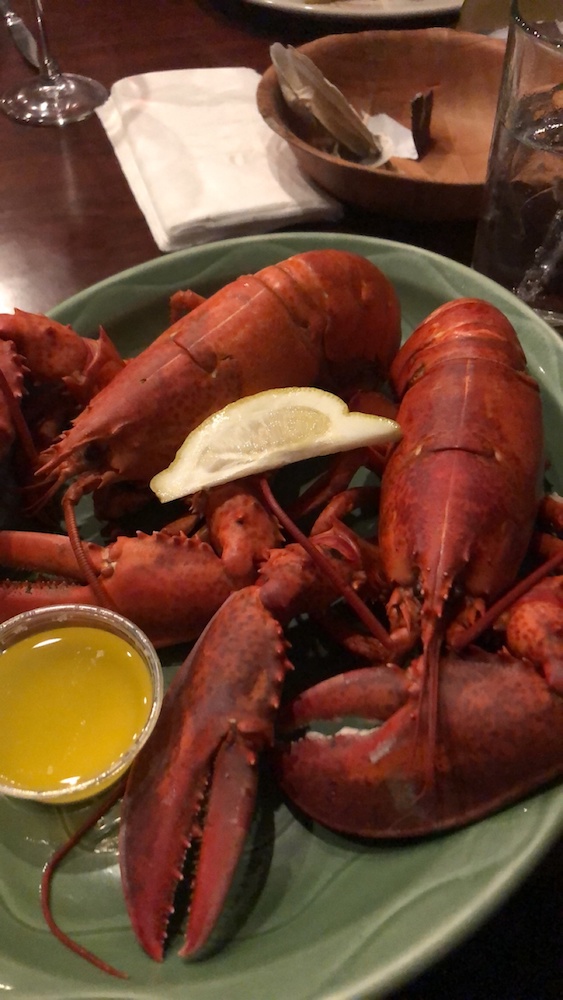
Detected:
left=0, top=626, right=152, bottom=798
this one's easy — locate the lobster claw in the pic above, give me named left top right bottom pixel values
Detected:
left=119, top=587, right=291, bottom=960
left=273, top=653, right=563, bottom=838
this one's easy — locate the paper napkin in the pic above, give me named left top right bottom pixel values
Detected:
left=97, top=67, right=341, bottom=253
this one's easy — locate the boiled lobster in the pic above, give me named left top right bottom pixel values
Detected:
left=0, top=248, right=400, bottom=619
left=1, top=260, right=562, bottom=971
left=115, top=298, right=563, bottom=961
left=0, top=309, right=124, bottom=464
left=0, top=250, right=399, bottom=971
left=31, top=249, right=401, bottom=516
left=274, top=298, right=563, bottom=837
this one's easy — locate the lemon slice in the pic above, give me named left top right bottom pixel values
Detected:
left=150, top=386, right=401, bottom=502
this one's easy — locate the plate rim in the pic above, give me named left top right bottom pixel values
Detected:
left=240, top=0, right=462, bottom=22
left=49, top=232, right=563, bottom=357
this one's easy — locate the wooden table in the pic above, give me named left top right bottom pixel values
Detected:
left=0, top=0, right=476, bottom=313
left=0, top=2, right=561, bottom=998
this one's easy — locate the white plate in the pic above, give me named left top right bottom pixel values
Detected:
left=242, top=0, right=462, bottom=21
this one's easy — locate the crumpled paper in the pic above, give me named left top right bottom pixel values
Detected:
left=96, top=67, right=341, bottom=254
left=270, top=43, right=425, bottom=165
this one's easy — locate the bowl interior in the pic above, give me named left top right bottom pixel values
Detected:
left=257, top=28, right=506, bottom=218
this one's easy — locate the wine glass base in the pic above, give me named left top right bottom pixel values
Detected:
left=0, top=73, right=109, bottom=126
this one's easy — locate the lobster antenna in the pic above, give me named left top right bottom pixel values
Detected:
left=416, top=627, right=443, bottom=790
left=41, top=777, right=128, bottom=979
left=61, top=486, right=120, bottom=611
left=259, top=476, right=394, bottom=652
left=286, top=447, right=373, bottom=521
left=453, top=543, right=563, bottom=653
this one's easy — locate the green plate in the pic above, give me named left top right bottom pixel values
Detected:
left=1, top=233, right=562, bottom=1000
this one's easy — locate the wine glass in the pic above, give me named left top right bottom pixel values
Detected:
left=0, top=0, right=108, bottom=126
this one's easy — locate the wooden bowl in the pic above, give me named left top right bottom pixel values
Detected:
left=257, top=29, right=506, bottom=222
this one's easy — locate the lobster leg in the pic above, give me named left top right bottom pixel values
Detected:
left=0, top=529, right=87, bottom=580
left=0, top=481, right=284, bottom=646
left=169, top=288, right=206, bottom=323
left=120, top=587, right=291, bottom=960
left=538, top=492, right=563, bottom=535
left=505, top=575, right=563, bottom=694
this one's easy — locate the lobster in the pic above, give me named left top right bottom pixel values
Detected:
left=273, top=298, right=563, bottom=837
left=0, top=309, right=124, bottom=464
left=2, top=264, right=561, bottom=969
left=30, top=249, right=401, bottom=522
left=0, top=248, right=400, bottom=621
left=114, top=297, right=563, bottom=963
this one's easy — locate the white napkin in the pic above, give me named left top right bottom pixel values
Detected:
left=97, top=68, right=341, bottom=253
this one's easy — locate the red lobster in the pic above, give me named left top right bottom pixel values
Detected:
left=0, top=249, right=400, bottom=621
left=116, top=297, right=563, bottom=962
left=119, top=518, right=368, bottom=961
left=0, top=309, right=124, bottom=463
left=31, top=249, right=400, bottom=518
left=274, top=298, right=563, bottom=836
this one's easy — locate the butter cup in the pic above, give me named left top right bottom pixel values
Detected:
left=0, top=605, right=163, bottom=805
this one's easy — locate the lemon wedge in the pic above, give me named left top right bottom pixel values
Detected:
left=150, top=386, right=401, bottom=502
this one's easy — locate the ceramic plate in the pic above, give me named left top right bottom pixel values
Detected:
left=1, top=233, right=562, bottom=1000
left=242, top=0, right=461, bottom=21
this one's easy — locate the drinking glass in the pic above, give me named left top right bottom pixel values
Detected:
left=0, top=0, right=108, bottom=126
left=472, top=0, right=563, bottom=330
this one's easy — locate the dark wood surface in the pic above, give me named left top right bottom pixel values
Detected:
left=0, top=2, right=561, bottom=998
left=0, top=0, right=472, bottom=313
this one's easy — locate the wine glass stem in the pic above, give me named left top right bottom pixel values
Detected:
left=31, top=0, right=61, bottom=81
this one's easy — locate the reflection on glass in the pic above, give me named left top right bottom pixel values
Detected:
left=0, top=0, right=108, bottom=126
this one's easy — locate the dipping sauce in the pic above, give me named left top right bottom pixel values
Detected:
left=0, top=625, right=154, bottom=802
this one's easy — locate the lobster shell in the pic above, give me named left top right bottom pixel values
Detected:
left=274, top=297, right=561, bottom=841
left=36, top=250, right=401, bottom=496
left=379, top=298, right=544, bottom=631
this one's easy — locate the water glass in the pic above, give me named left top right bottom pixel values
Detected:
left=472, top=0, right=563, bottom=330
left=0, top=0, right=108, bottom=126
